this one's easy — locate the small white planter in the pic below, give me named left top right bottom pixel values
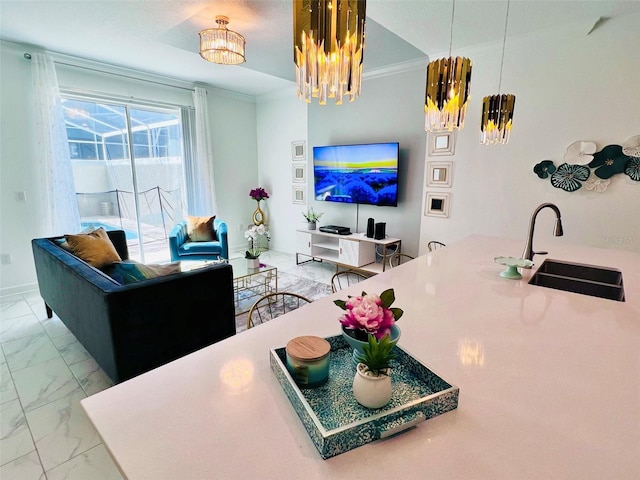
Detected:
left=246, top=257, right=260, bottom=269
left=352, top=363, right=392, bottom=409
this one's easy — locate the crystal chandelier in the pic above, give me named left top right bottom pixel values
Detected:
left=199, top=16, right=246, bottom=65
left=480, top=0, right=516, bottom=145
left=424, top=0, right=472, bottom=132
left=293, top=0, right=367, bottom=105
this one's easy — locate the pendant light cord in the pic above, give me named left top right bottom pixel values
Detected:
left=448, top=0, right=456, bottom=58
left=497, top=0, right=511, bottom=94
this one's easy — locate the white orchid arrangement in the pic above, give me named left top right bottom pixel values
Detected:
left=244, top=224, right=271, bottom=259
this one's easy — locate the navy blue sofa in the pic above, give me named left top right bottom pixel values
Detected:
left=32, top=230, right=236, bottom=383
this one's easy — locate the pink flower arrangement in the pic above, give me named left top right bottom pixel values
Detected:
left=335, top=289, right=403, bottom=340
left=249, top=187, right=269, bottom=202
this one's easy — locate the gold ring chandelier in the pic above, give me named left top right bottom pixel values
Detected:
left=199, top=16, right=246, bottom=65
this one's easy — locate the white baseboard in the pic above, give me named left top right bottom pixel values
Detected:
left=0, top=282, right=39, bottom=298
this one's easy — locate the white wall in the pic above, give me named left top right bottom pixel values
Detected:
left=0, top=43, right=41, bottom=293
left=306, top=67, right=427, bottom=257
left=256, top=90, right=308, bottom=253
left=419, top=14, right=640, bottom=256
left=208, top=88, right=258, bottom=252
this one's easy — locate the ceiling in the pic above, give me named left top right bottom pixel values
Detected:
left=1, top=1, right=639, bottom=97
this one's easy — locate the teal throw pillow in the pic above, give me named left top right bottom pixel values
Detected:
left=107, top=260, right=181, bottom=285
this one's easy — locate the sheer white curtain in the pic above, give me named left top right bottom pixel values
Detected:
left=32, top=52, right=80, bottom=235
left=185, top=86, right=217, bottom=216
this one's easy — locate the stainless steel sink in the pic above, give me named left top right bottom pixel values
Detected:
left=529, top=259, right=625, bottom=302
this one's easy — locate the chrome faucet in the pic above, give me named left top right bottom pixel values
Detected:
left=522, top=203, right=564, bottom=266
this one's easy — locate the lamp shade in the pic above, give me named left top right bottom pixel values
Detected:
left=293, top=0, right=366, bottom=105
left=199, top=16, right=245, bottom=65
left=425, top=56, right=472, bottom=132
left=480, top=94, right=515, bottom=145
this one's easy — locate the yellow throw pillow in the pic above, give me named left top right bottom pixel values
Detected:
left=65, top=227, right=122, bottom=268
left=186, top=215, right=216, bottom=242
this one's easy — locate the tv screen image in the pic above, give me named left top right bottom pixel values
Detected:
left=313, top=142, right=399, bottom=207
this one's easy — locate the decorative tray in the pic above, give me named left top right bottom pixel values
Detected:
left=269, top=334, right=459, bottom=459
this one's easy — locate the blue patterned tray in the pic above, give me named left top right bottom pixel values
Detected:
left=270, top=334, right=459, bottom=459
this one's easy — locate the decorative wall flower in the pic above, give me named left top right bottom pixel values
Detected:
left=584, top=177, right=611, bottom=192
left=550, top=163, right=590, bottom=192
left=533, top=160, right=556, bottom=179
left=624, top=156, right=640, bottom=181
left=564, top=141, right=596, bottom=165
left=622, top=135, right=640, bottom=157
left=588, top=145, right=629, bottom=179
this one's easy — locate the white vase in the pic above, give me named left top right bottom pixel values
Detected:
left=247, top=257, right=260, bottom=269
left=307, top=222, right=316, bottom=230
left=352, top=363, right=392, bottom=409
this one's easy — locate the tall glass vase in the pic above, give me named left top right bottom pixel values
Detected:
left=253, top=200, right=265, bottom=225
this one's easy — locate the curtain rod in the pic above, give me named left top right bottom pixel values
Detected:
left=23, top=52, right=196, bottom=93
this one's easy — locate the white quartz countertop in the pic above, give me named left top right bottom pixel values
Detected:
left=82, top=235, right=640, bottom=480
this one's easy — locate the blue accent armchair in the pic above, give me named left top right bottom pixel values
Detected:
left=169, top=218, right=229, bottom=261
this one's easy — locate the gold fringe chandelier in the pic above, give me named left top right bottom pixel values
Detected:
left=480, top=0, right=515, bottom=145
left=425, top=0, right=472, bottom=132
left=480, top=0, right=516, bottom=145
left=293, top=0, right=367, bottom=105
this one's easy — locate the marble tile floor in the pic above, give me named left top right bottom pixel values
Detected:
left=0, top=250, right=335, bottom=479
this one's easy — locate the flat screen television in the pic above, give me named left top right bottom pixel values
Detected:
left=313, top=142, right=399, bottom=207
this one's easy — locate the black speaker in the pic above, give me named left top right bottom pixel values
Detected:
left=374, top=222, right=386, bottom=240
left=366, top=218, right=375, bottom=238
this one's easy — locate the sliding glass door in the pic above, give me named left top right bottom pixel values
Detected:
left=62, top=96, right=186, bottom=262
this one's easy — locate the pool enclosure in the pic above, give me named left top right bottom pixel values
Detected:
left=63, top=96, right=188, bottom=262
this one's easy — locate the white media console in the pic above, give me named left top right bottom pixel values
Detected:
left=296, top=229, right=402, bottom=274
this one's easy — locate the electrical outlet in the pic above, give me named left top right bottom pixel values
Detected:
left=0, top=254, right=12, bottom=265
left=15, top=191, right=26, bottom=202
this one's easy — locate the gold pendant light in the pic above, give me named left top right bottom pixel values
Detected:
left=293, top=0, right=367, bottom=105
left=199, top=16, right=246, bottom=65
left=425, top=0, right=472, bottom=132
left=480, top=0, right=515, bottom=145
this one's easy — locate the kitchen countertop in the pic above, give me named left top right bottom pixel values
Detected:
left=82, top=235, right=640, bottom=479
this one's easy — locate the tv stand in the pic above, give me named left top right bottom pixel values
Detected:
left=296, top=229, right=402, bottom=274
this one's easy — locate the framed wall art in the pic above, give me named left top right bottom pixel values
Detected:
left=425, top=192, right=451, bottom=218
left=292, top=141, right=306, bottom=161
left=292, top=164, right=306, bottom=183
left=292, top=186, right=306, bottom=205
left=428, top=132, right=456, bottom=156
left=426, top=161, right=453, bottom=187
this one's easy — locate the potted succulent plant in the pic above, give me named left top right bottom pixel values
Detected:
left=352, top=334, right=397, bottom=408
left=302, top=207, right=324, bottom=230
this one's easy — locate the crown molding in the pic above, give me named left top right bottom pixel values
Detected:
left=364, top=57, right=429, bottom=81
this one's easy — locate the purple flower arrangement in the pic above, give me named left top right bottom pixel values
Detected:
left=249, top=187, right=270, bottom=202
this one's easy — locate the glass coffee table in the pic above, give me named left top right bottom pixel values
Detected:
left=227, top=258, right=277, bottom=315
left=180, top=258, right=278, bottom=315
